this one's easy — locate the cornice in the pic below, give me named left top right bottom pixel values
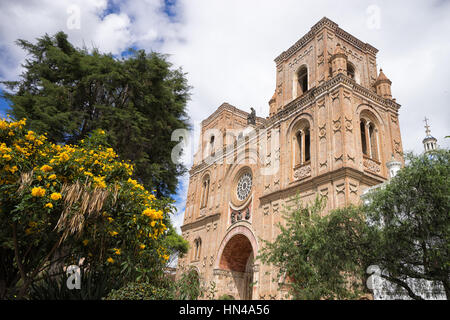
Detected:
left=267, top=73, right=400, bottom=127
left=274, top=17, right=378, bottom=65
left=180, top=212, right=221, bottom=232
left=259, top=167, right=385, bottom=204
left=201, top=102, right=266, bottom=128
left=188, top=74, right=400, bottom=177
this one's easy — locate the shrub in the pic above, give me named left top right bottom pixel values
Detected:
left=0, top=118, right=172, bottom=298
left=105, top=281, right=175, bottom=300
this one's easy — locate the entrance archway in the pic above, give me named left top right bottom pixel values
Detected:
left=215, top=225, right=258, bottom=300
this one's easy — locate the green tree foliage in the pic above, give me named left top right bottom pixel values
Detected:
left=259, top=150, right=449, bottom=300
left=258, top=196, right=372, bottom=299
left=364, top=150, right=450, bottom=299
left=105, top=267, right=204, bottom=300
left=1, top=31, right=190, bottom=197
left=105, top=281, right=175, bottom=300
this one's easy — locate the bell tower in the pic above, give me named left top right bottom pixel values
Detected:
left=422, top=117, right=438, bottom=152
left=266, top=17, right=404, bottom=210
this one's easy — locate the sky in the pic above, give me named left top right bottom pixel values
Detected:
left=1, top=0, right=449, bottom=233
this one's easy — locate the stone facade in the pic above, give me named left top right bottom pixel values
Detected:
left=176, top=17, right=404, bottom=300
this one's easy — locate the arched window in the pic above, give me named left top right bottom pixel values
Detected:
left=200, top=175, right=210, bottom=209
left=347, top=62, right=355, bottom=80
left=293, top=121, right=311, bottom=167
left=360, top=120, right=368, bottom=155
left=297, top=66, right=308, bottom=95
left=209, top=135, right=215, bottom=156
left=193, top=238, right=202, bottom=261
left=360, top=117, right=379, bottom=161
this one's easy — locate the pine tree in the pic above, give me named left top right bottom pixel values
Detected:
left=2, top=32, right=190, bottom=197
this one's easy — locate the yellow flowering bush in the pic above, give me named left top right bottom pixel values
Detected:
left=0, top=118, right=177, bottom=298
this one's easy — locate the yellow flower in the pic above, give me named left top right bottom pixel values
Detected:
left=59, top=152, right=70, bottom=162
left=84, top=171, right=93, bottom=177
left=31, top=187, right=46, bottom=197
left=25, top=131, right=35, bottom=141
left=108, top=217, right=114, bottom=223
left=93, top=176, right=106, bottom=189
left=107, top=257, right=114, bottom=264
left=44, top=203, right=53, bottom=209
left=139, top=244, right=146, bottom=250
left=50, top=192, right=62, bottom=201
left=109, top=231, right=118, bottom=236
left=48, top=174, right=57, bottom=180
left=40, top=165, right=53, bottom=172
left=28, top=221, right=37, bottom=228
left=113, top=248, right=121, bottom=255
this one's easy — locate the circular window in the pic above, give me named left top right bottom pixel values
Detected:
left=236, top=172, right=252, bottom=201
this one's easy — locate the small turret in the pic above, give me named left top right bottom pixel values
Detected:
left=269, top=91, right=277, bottom=117
left=374, top=69, right=392, bottom=99
left=422, top=117, right=438, bottom=153
left=330, top=43, right=348, bottom=77
left=386, top=154, right=402, bottom=178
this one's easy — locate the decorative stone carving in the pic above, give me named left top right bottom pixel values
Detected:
left=363, top=157, right=381, bottom=174
left=334, top=154, right=343, bottom=162
left=230, top=205, right=251, bottom=224
left=263, top=204, right=270, bottom=215
left=317, top=98, right=325, bottom=108
left=344, top=116, right=353, bottom=132
left=332, top=117, right=342, bottom=133
left=293, top=164, right=312, bottom=180
left=272, top=202, right=279, bottom=214
left=394, top=139, right=401, bottom=155
left=343, top=90, right=352, bottom=101
left=288, top=46, right=313, bottom=69
left=319, top=123, right=327, bottom=139
left=336, top=183, right=345, bottom=194
left=320, top=188, right=329, bottom=198
left=319, top=160, right=328, bottom=168
left=391, top=115, right=398, bottom=124
left=349, top=183, right=358, bottom=194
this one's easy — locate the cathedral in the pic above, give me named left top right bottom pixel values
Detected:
left=176, top=17, right=404, bottom=299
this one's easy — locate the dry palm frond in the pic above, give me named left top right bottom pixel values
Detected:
left=17, top=170, right=34, bottom=195
left=55, top=180, right=109, bottom=243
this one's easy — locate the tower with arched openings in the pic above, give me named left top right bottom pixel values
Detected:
left=177, top=17, right=404, bottom=300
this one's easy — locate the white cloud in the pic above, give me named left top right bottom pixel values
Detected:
left=1, top=0, right=449, bottom=235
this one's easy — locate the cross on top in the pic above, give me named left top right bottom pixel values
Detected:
left=424, top=117, right=431, bottom=136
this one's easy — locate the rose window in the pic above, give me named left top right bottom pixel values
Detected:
left=236, top=172, right=252, bottom=201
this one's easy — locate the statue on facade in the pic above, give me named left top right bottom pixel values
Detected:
left=247, top=107, right=256, bottom=125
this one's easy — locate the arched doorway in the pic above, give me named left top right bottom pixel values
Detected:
left=215, top=226, right=257, bottom=300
